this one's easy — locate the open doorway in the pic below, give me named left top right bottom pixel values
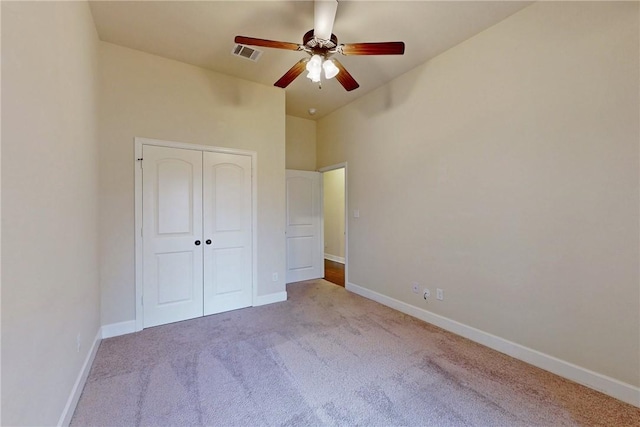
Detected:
left=320, top=164, right=346, bottom=287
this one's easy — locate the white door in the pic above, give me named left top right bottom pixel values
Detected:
left=203, top=152, right=253, bottom=315
left=142, top=145, right=204, bottom=328
left=286, top=170, right=324, bottom=283
left=142, top=144, right=254, bottom=328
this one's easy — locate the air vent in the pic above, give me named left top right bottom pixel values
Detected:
left=231, top=44, right=263, bottom=62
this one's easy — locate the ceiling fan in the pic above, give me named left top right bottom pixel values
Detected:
left=234, top=0, right=405, bottom=91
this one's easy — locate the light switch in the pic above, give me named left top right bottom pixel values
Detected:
left=353, top=209, right=360, bottom=218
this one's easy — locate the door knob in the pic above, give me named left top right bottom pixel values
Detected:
left=206, top=239, right=212, bottom=245
left=195, top=240, right=201, bottom=246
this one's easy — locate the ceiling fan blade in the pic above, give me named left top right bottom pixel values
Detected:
left=235, top=36, right=301, bottom=51
left=341, top=42, right=405, bottom=56
left=274, top=58, right=309, bottom=89
left=314, top=0, right=338, bottom=41
left=332, top=59, right=360, bottom=91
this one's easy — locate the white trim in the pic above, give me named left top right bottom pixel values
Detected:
left=320, top=173, right=325, bottom=280
left=101, top=321, right=136, bottom=339
left=324, top=253, right=345, bottom=264
left=253, top=291, right=287, bottom=306
left=344, top=164, right=348, bottom=286
left=318, top=162, right=347, bottom=173
left=346, top=281, right=640, bottom=408
left=251, top=153, right=259, bottom=314
left=134, top=140, right=143, bottom=331
left=58, top=330, right=101, bottom=427
left=134, top=137, right=258, bottom=331
left=135, top=136, right=257, bottom=157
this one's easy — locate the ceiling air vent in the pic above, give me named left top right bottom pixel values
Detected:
left=232, top=44, right=263, bottom=62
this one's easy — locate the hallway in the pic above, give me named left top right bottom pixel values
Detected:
left=324, top=259, right=344, bottom=287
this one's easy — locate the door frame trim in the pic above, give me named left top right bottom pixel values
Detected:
left=134, top=137, right=258, bottom=332
left=318, top=162, right=348, bottom=286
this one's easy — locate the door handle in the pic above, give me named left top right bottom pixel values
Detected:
left=195, top=240, right=201, bottom=246
left=206, top=239, right=212, bottom=245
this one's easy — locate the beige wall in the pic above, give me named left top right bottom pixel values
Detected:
left=1, top=2, right=101, bottom=425
left=99, top=42, right=286, bottom=326
left=317, top=1, right=639, bottom=388
left=286, top=115, right=316, bottom=171
left=317, top=117, right=345, bottom=170
left=323, top=168, right=345, bottom=260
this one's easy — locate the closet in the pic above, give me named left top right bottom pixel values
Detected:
left=141, top=144, right=253, bottom=328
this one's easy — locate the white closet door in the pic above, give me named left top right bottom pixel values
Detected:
left=286, top=170, right=324, bottom=283
left=142, top=145, right=203, bottom=328
left=203, top=152, right=253, bottom=315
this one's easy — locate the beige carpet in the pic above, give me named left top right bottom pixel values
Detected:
left=72, top=280, right=639, bottom=426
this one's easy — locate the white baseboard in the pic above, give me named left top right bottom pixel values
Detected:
left=101, top=296, right=291, bottom=338
left=254, top=291, right=287, bottom=306
left=58, top=330, right=101, bottom=426
left=101, top=320, right=136, bottom=339
left=324, top=253, right=345, bottom=264
left=346, top=281, right=640, bottom=408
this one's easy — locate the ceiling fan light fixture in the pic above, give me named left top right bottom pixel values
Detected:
left=307, top=70, right=321, bottom=83
left=323, top=59, right=339, bottom=79
left=306, top=54, right=323, bottom=82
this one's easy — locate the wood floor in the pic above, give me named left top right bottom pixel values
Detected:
left=324, top=259, right=345, bottom=287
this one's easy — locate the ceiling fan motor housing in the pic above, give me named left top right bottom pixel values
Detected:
left=303, top=29, right=338, bottom=54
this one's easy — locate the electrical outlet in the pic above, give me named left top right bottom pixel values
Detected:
left=412, top=283, right=419, bottom=294
left=437, top=288, right=444, bottom=301
left=423, top=289, right=430, bottom=299
left=272, top=273, right=279, bottom=282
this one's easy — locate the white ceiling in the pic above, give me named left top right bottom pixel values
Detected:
left=89, top=1, right=533, bottom=120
